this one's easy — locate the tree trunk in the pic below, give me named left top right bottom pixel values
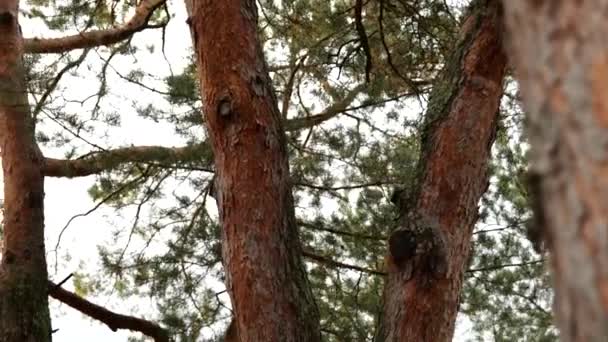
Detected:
left=377, top=1, right=506, bottom=341
left=188, top=1, right=321, bottom=341
left=503, top=2, right=608, bottom=341
left=0, top=1, right=52, bottom=341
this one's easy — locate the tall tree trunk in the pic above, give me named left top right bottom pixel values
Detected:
left=503, top=2, right=608, bottom=341
left=0, top=1, right=52, bottom=341
left=377, top=1, right=506, bottom=341
left=188, top=1, right=321, bottom=341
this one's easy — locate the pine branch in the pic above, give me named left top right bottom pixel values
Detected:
left=42, top=87, right=411, bottom=178
left=43, top=144, right=211, bottom=178
left=24, top=0, right=167, bottom=54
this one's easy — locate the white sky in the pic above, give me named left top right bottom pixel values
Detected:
left=6, top=0, right=478, bottom=340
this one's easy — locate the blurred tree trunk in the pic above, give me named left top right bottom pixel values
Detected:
left=188, top=1, right=321, bottom=341
left=377, top=1, right=506, bottom=341
left=503, top=2, right=608, bottom=341
left=0, top=1, right=52, bottom=341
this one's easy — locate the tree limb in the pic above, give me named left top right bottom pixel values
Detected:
left=285, top=83, right=366, bottom=131
left=354, top=0, right=372, bottom=82
left=24, top=0, right=167, bottom=54
left=466, top=259, right=544, bottom=274
left=298, top=220, right=386, bottom=241
left=43, top=143, right=211, bottom=178
left=302, top=250, right=386, bottom=276
left=43, top=86, right=408, bottom=178
left=377, top=0, right=422, bottom=96
left=48, top=281, right=169, bottom=342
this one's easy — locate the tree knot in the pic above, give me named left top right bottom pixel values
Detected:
left=217, top=94, right=234, bottom=118
left=0, top=11, right=15, bottom=27
left=387, top=214, right=448, bottom=282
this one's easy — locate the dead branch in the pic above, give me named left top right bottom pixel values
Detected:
left=48, top=280, right=170, bottom=342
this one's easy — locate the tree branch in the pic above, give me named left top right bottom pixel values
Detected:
left=302, top=250, right=386, bottom=276
left=48, top=281, right=169, bottom=342
left=43, top=88, right=405, bottom=178
left=298, top=220, right=385, bottom=241
left=294, top=180, right=389, bottom=191
left=378, top=0, right=422, bottom=96
left=43, top=143, right=211, bottom=178
left=354, top=0, right=372, bottom=82
left=24, top=0, right=167, bottom=54
left=285, top=83, right=366, bottom=131
left=466, top=259, right=544, bottom=274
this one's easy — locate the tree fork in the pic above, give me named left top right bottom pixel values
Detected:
left=377, top=0, right=507, bottom=341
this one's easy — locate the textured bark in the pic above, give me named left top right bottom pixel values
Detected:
left=0, top=2, right=52, bottom=341
left=377, top=1, right=506, bottom=341
left=189, top=1, right=321, bottom=341
left=502, top=1, right=608, bottom=341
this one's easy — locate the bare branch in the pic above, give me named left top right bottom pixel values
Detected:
left=48, top=281, right=169, bottom=342
left=466, top=259, right=544, bottom=274
left=378, top=0, right=423, bottom=97
left=294, top=180, right=390, bottom=192
left=32, top=48, right=91, bottom=119
left=285, top=83, right=366, bottom=131
left=24, top=0, right=167, bottom=54
left=280, top=56, right=306, bottom=118
left=298, top=220, right=386, bottom=241
left=354, top=0, right=372, bottom=82
left=302, top=250, right=386, bottom=276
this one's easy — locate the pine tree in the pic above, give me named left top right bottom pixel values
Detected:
left=0, top=0, right=560, bottom=340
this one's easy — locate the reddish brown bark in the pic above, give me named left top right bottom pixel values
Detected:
left=189, top=1, right=321, bottom=341
left=223, top=319, right=238, bottom=342
left=503, top=2, right=608, bottom=341
left=0, top=2, right=52, bottom=341
left=378, top=1, right=507, bottom=341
